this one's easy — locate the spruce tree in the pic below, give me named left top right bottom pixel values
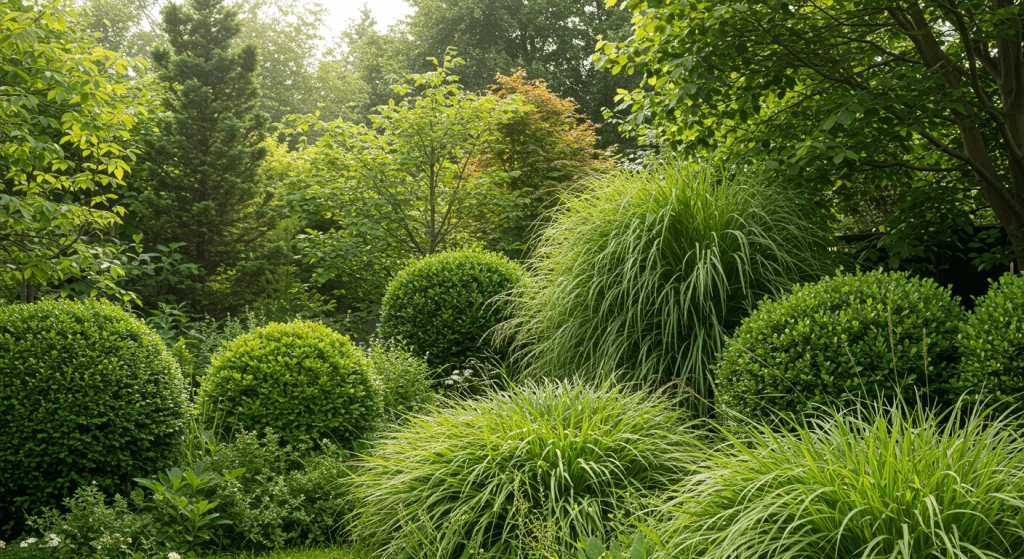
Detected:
left=130, top=0, right=271, bottom=309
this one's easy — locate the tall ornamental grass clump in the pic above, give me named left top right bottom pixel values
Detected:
left=350, top=381, right=693, bottom=559
left=0, top=299, right=188, bottom=535
left=956, top=272, right=1024, bottom=405
left=656, top=400, right=1024, bottom=558
left=716, top=270, right=964, bottom=418
left=506, top=162, right=831, bottom=404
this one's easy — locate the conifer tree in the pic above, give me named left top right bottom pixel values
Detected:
left=129, top=0, right=271, bottom=307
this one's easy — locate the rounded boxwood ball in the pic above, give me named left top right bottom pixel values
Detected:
left=201, top=320, right=380, bottom=448
left=378, top=249, right=525, bottom=373
left=0, top=299, right=189, bottom=534
left=715, top=270, right=964, bottom=418
left=956, top=273, right=1024, bottom=405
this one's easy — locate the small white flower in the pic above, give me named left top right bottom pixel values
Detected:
left=21, top=537, right=38, bottom=548
left=43, top=533, right=61, bottom=547
left=168, top=552, right=182, bottom=559
left=0, top=540, right=6, bottom=549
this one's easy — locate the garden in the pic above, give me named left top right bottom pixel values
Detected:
left=4, top=0, right=1024, bottom=558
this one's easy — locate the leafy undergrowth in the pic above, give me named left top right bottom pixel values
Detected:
left=206, top=547, right=369, bottom=559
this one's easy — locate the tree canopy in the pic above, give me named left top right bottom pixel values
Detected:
left=599, top=0, right=1024, bottom=267
left=1, top=0, right=149, bottom=303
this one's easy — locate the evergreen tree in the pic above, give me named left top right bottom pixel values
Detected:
left=129, top=0, right=271, bottom=309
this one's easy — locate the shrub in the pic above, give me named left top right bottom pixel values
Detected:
left=656, top=401, right=1024, bottom=558
left=377, top=249, right=524, bottom=373
left=365, top=342, right=438, bottom=421
left=22, top=485, right=148, bottom=559
left=200, top=320, right=380, bottom=449
left=210, top=430, right=354, bottom=549
left=0, top=299, right=188, bottom=535
left=15, top=431, right=356, bottom=557
left=957, top=272, right=1024, bottom=404
left=715, top=270, right=964, bottom=418
left=506, top=162, right=832, bottom=408
left=350, top=381, right=692, bottom=559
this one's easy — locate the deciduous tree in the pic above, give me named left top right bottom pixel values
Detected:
left=599, top=0, right=1024, bottom=268
left=1, top=0, right=149, bottom=302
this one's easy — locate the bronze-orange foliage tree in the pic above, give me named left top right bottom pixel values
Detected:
left=481, top=70, right=608, bottom=256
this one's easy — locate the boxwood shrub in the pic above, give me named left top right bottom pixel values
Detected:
left=0, top=299, right=188, bottom=535
left=715, top=270, right=963, bottom=418
left=350, top=381, right=693, bottom=559
left=956, top=273, right=1024, bottom=405
left=377, top=249, right=524, bottom=373
left=200, top=320, right=380, bottom=449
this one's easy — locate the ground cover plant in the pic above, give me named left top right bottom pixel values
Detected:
left=0, top=299, right=189, bottom=536
left=378, top=249, right=524, bottom=374
left=715, top=270, right=964, bottom=418
left=350, top=381, right=693, bottom=559
left=655, top=399, right=1024, bottom=558
left=956, top=272, right=1024, bottom=406
left=5, top=430, right=356, bottom=558
left=200, top=320, right=380, bottom=448
left=506, top=161, right=832, bottom=407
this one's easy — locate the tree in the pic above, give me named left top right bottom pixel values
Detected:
left=80, top=0, right=164, bottom=58
left=233, top=0, right=329, bottom=123
left=331, top=6, right=412, bottom=114
left=295, top=53, right=518, bottom=259
left=479, top=70, right=608, bottom=256
left=405, top=0, right=639, bottom=146
left=599, top=0, right=1024, bottom=269
left=1, top=0, right=149, bottom=303
left=128, top=0, right=271, bottom=308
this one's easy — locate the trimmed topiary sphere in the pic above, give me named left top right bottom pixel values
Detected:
left=956, top=273, right=1024, bottom=405
left=0, top=299, right=188, bottom=534
left=377, top=249, right=524, bottom=373
left=350, top=381, right=692, bottom=559
left=201, top=320, right=380, bottom=448
left=716, top=270, right=964, bottom=418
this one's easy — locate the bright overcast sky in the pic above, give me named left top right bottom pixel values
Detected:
left=325, top=0, right=414, bottom=34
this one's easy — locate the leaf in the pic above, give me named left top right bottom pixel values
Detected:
left=585, top=537, right=606, bottom=559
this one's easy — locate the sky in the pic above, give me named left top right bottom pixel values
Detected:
left=325, top=0, right=414, bottom=34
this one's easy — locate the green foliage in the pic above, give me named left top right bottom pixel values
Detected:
left=364, top=342, right=438, bottom=421
left=405, top=0, right=639, bottom=145
left=200, top=320, right=380, bottom=449
left=210, top=431, right=354, bottom=549
left=0, top=0, right=151, bottom=302
left=579, top=532, right=653, bottom=559
left=128, top=0, right=273, bottom=310
left=716, top=270, right=964, bottom=418
left=12, top=430, right=353, bottom=556
left=957, top=273, right=1024, bottom=405
left=0, top=299, right=189, bottom=535
left=596, top=0, right=1024, bottom=266
left=133, top=462, right=241, bottom=553
left=655, top=401, right=1024, bottom=558
left=186, top=308, right=270, bottom=375
left=24, top=484, right=148, bottom=559
left=290, top=52, right=521, bottom=260
left=350, top=381, right=692, bottom=559
left=507, top=162, right=832, bottom=407
left=378, top=249, right=525, bottom=373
